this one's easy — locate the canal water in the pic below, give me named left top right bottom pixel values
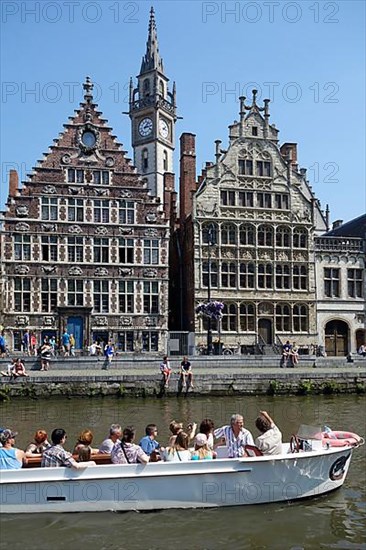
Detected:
left=0, top=395, right=365, bottom=549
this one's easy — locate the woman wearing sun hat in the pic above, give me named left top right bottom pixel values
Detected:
left=191, top=433, right=214, bottom=460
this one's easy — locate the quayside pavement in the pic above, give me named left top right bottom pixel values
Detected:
left=0, top=355, right=365, bottom=397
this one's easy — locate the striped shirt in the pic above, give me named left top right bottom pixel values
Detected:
left=214, top=425, right=254, bottom=458
left=41, top=444, right=77, bottom=468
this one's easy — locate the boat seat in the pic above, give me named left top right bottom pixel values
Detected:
left=23, top=453, right=112, bottom=468
left=244, top=445, right=263, bottom=457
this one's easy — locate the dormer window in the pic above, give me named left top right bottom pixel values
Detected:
left=252, top=127, right=258, bottom=136
left=238, top=160, right=253, bottom=175
left=256, top=161, right=271, bottom=177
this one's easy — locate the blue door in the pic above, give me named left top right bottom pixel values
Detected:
left=67, top=317, right=83, bottom=349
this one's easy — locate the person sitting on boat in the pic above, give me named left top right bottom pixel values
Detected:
left=191, top=434, right=214, bottom=460
left=214, top=414, right=254, bottom=458
left=255, top=411, right=283, bottom=455
left=0, top=429, right=26, bottom=470
left=168, top=420, right=197, bottom=447
left=111, top=426, right=149, bottom=465
left=139, top=424, right=162, bottom=460
left=99, top=423, right=122, bottom=454
left=180, top=356, right=194, bottom=388
left=78, top=446, right=91, bottom=462
left=41, top=428, right=96, bottom=469
left=163, top=431, right=192, bottom=462
left=198, top=418, right=215, bottom=451
left=25, top=429, right=51, bottom=457
left=160, top=355, right=172, bottom=388
left=73, top=429, right=99, bottom=455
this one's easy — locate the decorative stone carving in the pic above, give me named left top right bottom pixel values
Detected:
left=16, top=316, right=29, bottom=327
left=105, top=157, right=115, bottom=167
left=146, top=317, right=157, bottom=327
left=120, top=317, right=132, bottom=326
left=95, top=267, right=109, bottom=276
left=119, top=268, right=132, bottom=276
left=119, top=227, right=133, bottom=235
left=68, top=187, right=80, bottom=195
left=144, top=228, right=159, bottom=237
left=68, top=225, right=82, bottom=234
left=94, top=316, right=108, bottom=326
left=16, top=206, right=29, bottom=217
left=96, top=226, right=108, bottom=235
left=62, top=154, right=71, bottom=164
left=120, top=189, right=132, bottom=198
left=241, top=250, right=254, bottom=259
left=42, top=223, right=57, bottom=232
left=14, top=265, right=29, bottom=274
left=95, top=188, right=110, bottom=196
left=258, top=303, right=273, bottom=315
left=143, top=269, right=158, bottom=278
left=145, top=212, right=157, bottom=223
left=42, top=265, right=57, bottom=273
left=15, top=222, right=30, bottom=232
left=43, top=185, right=56, bottom=194
left=43, top=316, right=55, bottom=327
left=68, top=266, right=82, bottom=275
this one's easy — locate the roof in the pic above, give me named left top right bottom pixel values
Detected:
left=324, top=214, right=366, bottom=238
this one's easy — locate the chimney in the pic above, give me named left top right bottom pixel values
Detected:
left=9, top=169, right=19, bottom=197
left=179, top=133, right=196, bottom=223
left=163, top=172, right=175, bottom=222
left=332, top=219, right=343, bottom=230
left=280, top=143, right=298, bottom=169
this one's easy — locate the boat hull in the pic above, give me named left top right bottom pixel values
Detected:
left=0, top=446, right=353, bottom=513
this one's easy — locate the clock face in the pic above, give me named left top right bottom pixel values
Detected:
left=138, top=118, right=153, bottom=137
left=81, top=131, right=96, bottom=147
left=159, top=119, right=169, bottom=139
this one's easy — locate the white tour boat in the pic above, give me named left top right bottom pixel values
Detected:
left=0, top=437, right=362, bottom=513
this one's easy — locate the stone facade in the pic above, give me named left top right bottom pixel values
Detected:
left=0, top=78, right=173, bottom=353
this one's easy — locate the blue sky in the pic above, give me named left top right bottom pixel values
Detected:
left=1, top=0, right=365, bottom=223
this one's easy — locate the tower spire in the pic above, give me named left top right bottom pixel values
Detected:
left=140, top=6, right=164, bottom=74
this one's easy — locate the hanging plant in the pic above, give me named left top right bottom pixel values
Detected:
left=196, top=301, right=224, bottom=319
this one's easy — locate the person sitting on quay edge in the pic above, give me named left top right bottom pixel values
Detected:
left=163, top=431, right=192, bottom=462
left=99, top=423, right=123, bottom=454
left=111, top=426, right=149, bottom=465
left=1, top=358, right=16, bottom=377
left=160, top=355, right=172, bottom=388
left=139, top=424, right=162, bottom=460
left=0, top=429, right=26, bottom=469
left=25, top=429, right=51, bottom=457
left=214, top=414, right=254, bottom=458
left=191, top=434, right=214, bottom=461
left=254, top=411, right=283, bottom=456
left=280, top=340, right=293, bottom=368
left=180, top=356, right=194, bottom=388
left=11, top=358, right=29, bottom=378
left=358, top=344, right=366, bottom=357
left=73, top=429, right=99, bottom=455
left=41, top=428, right=96, bottom=469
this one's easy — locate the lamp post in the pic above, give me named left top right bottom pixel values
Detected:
left=206, top=224, right=215, bottom=355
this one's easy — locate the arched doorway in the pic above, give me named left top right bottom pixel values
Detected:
left=325, top=320, right=349, bottom=356
left=258, top=319, right=272, bottom=345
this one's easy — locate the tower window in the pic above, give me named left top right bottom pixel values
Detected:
left=159, top=80, right=164, bottom=97
left=163, top=150, right=168, bottom=171
left=252, top=127, right=258, bottom=136
left=143, top=79, right=150, bottom=97
left=142, top=149, right=149, bottom=172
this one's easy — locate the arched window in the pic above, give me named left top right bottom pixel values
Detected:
left=202, top=261, right=218, bottom=288
left=239, top=224, right=255, bottom=246
left=143, top=79, right=150, bottom=97
left=240, top=303, right=255, bottom=331
left=275, top=304, right=291, bottom=331
left=221, top=224, right=236, bottom=245
left=275, top=264, right=290, bottom=289
left=222, top=303, right=237, bottom=331
left=276, top=226, right=290, bottom=247
left=239, top=263, right=255, bottom=288
left=142, top=149, right=149, bottom=172
left=163, top=150, right=168, bottom=171
left=257, top=225, right=273, bottom=246
left=221, top=262, right=236, bottom=288
left=293, top=304, right=308, bottom=332
left=258, top=264, right=273, bottom=289
left=159, top=80, right=164, bottom=97
left=293, top=265, right=307, bottom=290
left=293, top=227, right=307, bottom=248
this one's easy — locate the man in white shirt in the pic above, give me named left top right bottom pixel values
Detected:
left=214, top=414, right=254, bottom=458
left=255, top=410, right=283, bottom=455
left=99, top=423, right=122, bottom=454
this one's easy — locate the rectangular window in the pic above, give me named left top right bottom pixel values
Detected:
left=238, top=191, right=254, bottom=207
left=143, top=239, right=159, bottom=265
left=67, top=280, right=84, bottom=306
left=252, top=127, right=258, bottom=136
left=68, top=198, right=84, bottom=222
left=220, top=191, right=235, bottom=206
left=275, top=265, right=290, bottom=289
left=256, top=161, right=271, bottom=177
left=238, top=159, right=253, bottom=175
left=239, top=263, right=255, bottom=288
left=142, top=331, right=159, bottom=352
left=202, top=261, right=218, bottom=288
left=258, top=264, right=273, bottom=289
left=93, top=238, right=109, bottom=263
left=76, top=170, right=84, bottom=183
left=68, top=237, right=84, bottom=263
left=93, top=280, right=109, bottom=313
left=118, top=238, right=134, bottom=264
left=257, top=193, right=272, bottom=208
left=68, top=169, right=75, bottom=183
left=14, top=234, right=31, bottom=261
left=293, top=265, right=307, bottom=290
left=274, top=194, right=289, bottom=210
left=143, top=281, right=159, bottom=314
left=14, top=278, right=31, bottom=312
left=41, top=236, right=58, bottom=262
left=94, top=200, right=110, bottom=223
left=41, top=197, right=58, bottom=221
left=41, top=279, right=57, bottom=312
left=119, top=201, right=135, bottom=224
left=348, top=269, right=363, bottom=298
left=92, top=170, right=110, bottom=185
left=324, top=268, right=340, bottom=297
left=118, top=281, right=134, bottom=313
left=221, top=263, right=236, bottom=288
left=117, top=331, right=134, bottom=352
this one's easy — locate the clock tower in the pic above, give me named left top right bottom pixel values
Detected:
left=129, top=7, right=177, bottom=204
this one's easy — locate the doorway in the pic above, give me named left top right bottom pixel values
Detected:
left=258, top=319, right=272, bottom=344
left=356, top=329, right=365, bottom=351
left=67, top=317, right=84, bottom=350
left=325, top=320, right=349, bottom=356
